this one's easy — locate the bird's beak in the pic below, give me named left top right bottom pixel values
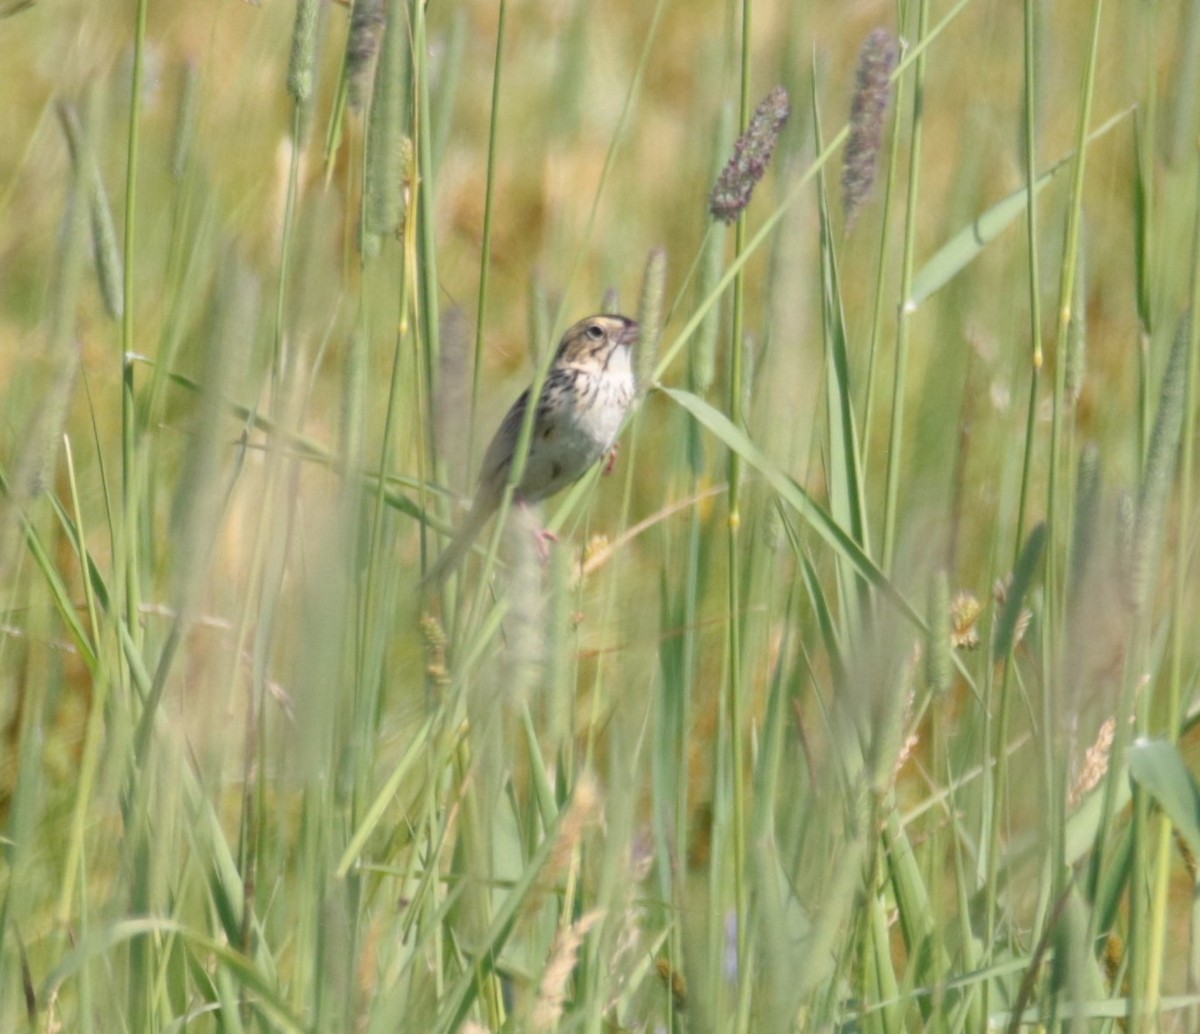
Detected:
left=618, top=319, right=641, bottom=347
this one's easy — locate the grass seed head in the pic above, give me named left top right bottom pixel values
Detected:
left=842, top=28, right=899, bottom=225
left=1068, top=717, right=1114, bottom=808
left=709, top=85, right=791, bottom=224
left=287, top=0, right=320, bottom=104
left=346, top=0, right=386, bottom=112
left=926, top=569, right=953, bottom=695
left=951, top=590, right=983, bottom=649
left=530, top=910, right=605, bottom=1031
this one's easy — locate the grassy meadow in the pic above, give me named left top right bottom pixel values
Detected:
left=3, top=0, right=1200, bottom=1029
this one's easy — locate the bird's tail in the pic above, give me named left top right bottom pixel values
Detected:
left=421, top=496, right=493, bottom=586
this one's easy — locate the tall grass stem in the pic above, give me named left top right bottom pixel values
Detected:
left=880, top=0, right=928, bottom=573
left=468, top=0, right=507, bottom=485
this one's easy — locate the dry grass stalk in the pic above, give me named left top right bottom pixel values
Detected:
left=530, top=910, right=605, bottom=1031
left=544, top=773, right=602, bottom=891
left=1067, top=717, right=1114, bottom=808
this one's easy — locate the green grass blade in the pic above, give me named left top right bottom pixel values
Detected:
left=1128, top=740, right=1200, bottom=857
left=660, top=385, right=921, bottom=628
left=905, top=107, right=1131, bottom=311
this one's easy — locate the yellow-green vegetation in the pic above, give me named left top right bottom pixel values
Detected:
left=3, top=0, right=1200, bottom=1030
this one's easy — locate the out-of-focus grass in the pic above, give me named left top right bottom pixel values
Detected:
left=2, top=0, right=1200, bottom=1030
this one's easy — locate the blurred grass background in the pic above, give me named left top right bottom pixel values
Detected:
left=2, top=0, right=1200, bottom=1030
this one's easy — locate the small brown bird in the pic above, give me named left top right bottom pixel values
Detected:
left=424, top=314, right=640, bottom=583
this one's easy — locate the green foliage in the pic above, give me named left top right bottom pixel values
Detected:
left=1, top=1, right=1200, bottom=1031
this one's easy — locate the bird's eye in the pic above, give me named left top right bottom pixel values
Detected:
left=586, top=323, right=605, bottom=340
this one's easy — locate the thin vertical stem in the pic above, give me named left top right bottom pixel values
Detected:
left=414, top=1, right=441, bottom=429
left=725, top=0, right=752, bottom=987
left=1014, top=0, right=1044, bottom=559
left=881, top=0, right=928, bottom=573
left=1143, top=140, right=1200, bottom=1034
left=469, top=0, right=507, bottom=484
left=121, top=0, right=150, bottom=653
left=1046, top=0, right=1102, bottom=607
left=1018, top=0, right=1065, bottom=912
left=860, top=84, right=903, bottom=452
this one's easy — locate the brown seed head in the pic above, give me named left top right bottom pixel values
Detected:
left=842, top=29, right=899, bottom=225
left=709, top=86, right=791, bottom=224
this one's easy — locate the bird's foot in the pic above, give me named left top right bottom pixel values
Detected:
left=603, top=443, right=620, bottom=475
left=534, top=526, right=559, bottom=561
left=516, top=499, right=559, bottom=562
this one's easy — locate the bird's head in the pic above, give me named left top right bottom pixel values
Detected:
left=555, top=314, right=640, bottom=367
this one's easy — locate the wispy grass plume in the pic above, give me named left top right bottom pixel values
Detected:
left=500, top=505, right=548, bottom=704
left=528, top=910, right=604, bottom=1031
left=1068, top=717, right=1115, bottom=808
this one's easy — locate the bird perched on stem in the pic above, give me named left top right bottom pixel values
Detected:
left=424, top=314, right=640, bottom=584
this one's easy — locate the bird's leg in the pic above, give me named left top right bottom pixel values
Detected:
left=603, top=442, right=620, bottom=475
left=534, top=526, right=559, bottom=561
left=517, top=500, right=559, bottom=561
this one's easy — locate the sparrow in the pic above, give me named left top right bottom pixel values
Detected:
left=424, top=314, right=639, bottom=583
